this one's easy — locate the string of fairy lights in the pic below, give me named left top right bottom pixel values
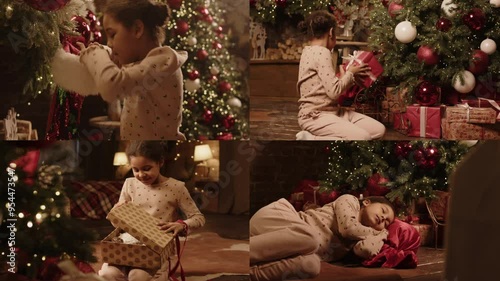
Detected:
left=251, top=0, right=333, bottom=24
left=165, top=0, right=245, bottom=139
left=323, top=141, right=470, bottom=207
left=2, top=162, right=66, bottom=268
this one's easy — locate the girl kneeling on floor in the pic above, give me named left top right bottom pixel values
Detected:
left=296, top=10, right=386, bottom=140
left=250, top=194, right=395, bottom=281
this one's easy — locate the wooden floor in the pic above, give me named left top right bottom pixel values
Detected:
left=250, top=96, right=423, bottom=141
left=303, top=247, right=445, bottom=281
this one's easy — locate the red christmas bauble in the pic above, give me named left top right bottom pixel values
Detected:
left=86, top=10, right=98, bottom=29
left=417, top=45, right=439, bottom=65
left=216, top=132, right=233, bottom=140
left=388, top=2, right=404, bottom=18
left=395, top=143, right=406, bottom=158
left=436, top=17, right=452, bottom=32
left=463, top=8, right=486, bottom=31
left=215, top=26, right=223, bottom=34
left=212, top=41, right=222, bottom=50
left=198, top=6, right=210, bottom=16
left=223, top=115, right=235, bottom=129
left=366, top=173, right=391, bottom=196
left=203, top=15, right=213, bottom=23
left=413, top=148, right=425, bottom=162
left=71, top=15, right=92, bottom=46
left=197, top=49, right=209, bottom=60
left=468, top=50, right=489, bottom=75
left=93, top=30, right=102, bottom=43
left=167, top=0, right=183, bottom=10
left=175, top=20, right=189, bottom=36
left=24, top=0, right=70, bottom=11
left=203, top=109, right=213, bottom=123
left=275, top=0, right=287, bottom=8
left=218, top=81, right=232, bottom=93
left=415, top=81, right=440, bottom=106
left=425, top=159, right=437, bottom=169
left=188, top=69, right=199, bottom=80
left=425, top=145, right=440, bottom=161
left=208, top=75, right=218, bottom=85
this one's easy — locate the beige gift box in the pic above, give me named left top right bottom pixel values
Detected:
left=101, top=203, right=175, bottom=269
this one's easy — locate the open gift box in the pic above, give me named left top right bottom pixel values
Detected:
left=101, top=203, right=175, bottom=269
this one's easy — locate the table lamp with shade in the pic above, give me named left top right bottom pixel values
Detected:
left=113, top=152, right=129, bottom=179
left=194, top=144, right=213, bottom=180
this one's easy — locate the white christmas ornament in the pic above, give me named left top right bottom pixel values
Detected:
left=452, top=70, right=476, bottom=94
left=480, top=38, right=497, bottom=54
left=227, top=97, right=242, bottom=108
left=459, top=140, right=479, bottom=147
left=187, top=37, right=197, bottom=46
left=210, top=66, right=220, bottom=75
left=185, top=78, right=201, bottom=92
left=441, top=0, right=457, bottom=17
left=395, top=21, right=417, bottom=43
left=490, top=0, right=500, bottom=8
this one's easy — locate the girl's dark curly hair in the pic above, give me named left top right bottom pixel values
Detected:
left=297, top=10, right=337, bottom=40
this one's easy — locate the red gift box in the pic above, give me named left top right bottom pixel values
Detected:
left=406, top=106, right=442, bottom=138
left=342, top=51, right=383, bottom=88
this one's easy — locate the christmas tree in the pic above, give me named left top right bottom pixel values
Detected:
left=0, top=0, right=249, bottom=140
left=368, top=0, right=500, bottom=104
left=0, top=142, right=97, bottom=279
left=164, top=0, right=249, bottom=140
left=250, top=0, right=370, bottom=37
left=321, top=141, right=472, bottom=210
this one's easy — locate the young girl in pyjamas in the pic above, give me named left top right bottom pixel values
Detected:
left=249, top=194, right=395, bottom=281
left=99, top=141, right=205, bottom=281
left=53, top=0, right=187, bottom=140
left=295, top=10, right=386, bottom=140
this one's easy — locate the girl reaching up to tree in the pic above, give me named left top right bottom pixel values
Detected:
left=99, top=141, right=205, bottom=281
left=295, top=10, right=386, bottom=140
left=53, top=0, right=187, bottom=140
left=249, top=194, right=395, bottom=281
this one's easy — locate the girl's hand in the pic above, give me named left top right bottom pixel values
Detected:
left=157, top=222, right=185, bottom=236
left=349, top=64, right=371, bottom=86
left=348, top=64, right=371, bottom=75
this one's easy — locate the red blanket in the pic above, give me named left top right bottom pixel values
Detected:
left=362, top=219, right=420, bottom=268
left=69, top=181, right=123, bottom=219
